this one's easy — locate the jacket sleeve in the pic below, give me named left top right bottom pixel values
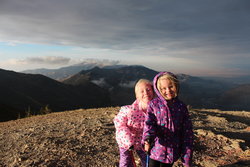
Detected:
left=142, top=103, right=157, bottom=145
left=181, top=106, right=194, bottom=167
left=113, top=106, right=133, bottom=149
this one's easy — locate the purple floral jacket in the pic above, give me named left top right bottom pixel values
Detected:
left=142, top=72, right=194, bottom=167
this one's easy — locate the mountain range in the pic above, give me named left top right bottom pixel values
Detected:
left=22, top=61, right=126, bottom=81
left=63, top=65, right=157, bottom=106
left=62, top=65, right=243, bottom=110
left=1, top=63, right=250, bottom=122
left=0, top=69, right=110, bottom=122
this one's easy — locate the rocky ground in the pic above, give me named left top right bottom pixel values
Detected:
left=0, top=107, right=249, bottom=167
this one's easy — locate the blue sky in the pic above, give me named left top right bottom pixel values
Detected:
left=0, top=0, right=250, bottom=77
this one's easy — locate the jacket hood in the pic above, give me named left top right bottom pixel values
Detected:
left=153, top=71, right=178, bottom=101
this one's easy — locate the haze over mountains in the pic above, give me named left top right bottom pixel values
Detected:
left=1, top=62, right=250, bottom=122
left=22, top=60, right=124, bottom=81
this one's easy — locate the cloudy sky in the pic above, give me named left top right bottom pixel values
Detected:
left=0, top=0, right=250, bottom=77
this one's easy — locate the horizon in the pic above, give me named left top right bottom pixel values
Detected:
left=1, top=60, right=250, bottom=79
left=0, top=0, right=250, bottom=77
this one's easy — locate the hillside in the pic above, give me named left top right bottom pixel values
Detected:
left=0, top=107, right=249, bottom=167
left=0, top=69, right=110, bottom=122
left=177, top=74, right=232, bottom=109
left=63, top=66, right=158, bottom=106
left=218, top=84, right=250, bottom=111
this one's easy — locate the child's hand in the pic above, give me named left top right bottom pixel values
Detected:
left=144, top=141, right=150, bottom=153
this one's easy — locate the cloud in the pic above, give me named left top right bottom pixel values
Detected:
left=75, top=58, right=119, bottom=67
left=17, top=56, right=71, bottom=65
left=1, top=0, right=249, bottom=51
left=0, top=57, right=120, bottom=72
left=91, top=78, right=107, bottom=88
left=119, top=81, right=137, bottom=88
left=0, top=0, right=250, bottom=76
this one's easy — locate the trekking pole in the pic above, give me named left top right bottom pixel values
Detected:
left=146, top=154, right=149, bottom=167
left=145, top=140, right=150, bottom=167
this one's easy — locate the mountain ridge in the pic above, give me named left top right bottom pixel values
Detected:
left=22, top=61, right=126, bottom=81
left=2, top=65, right=250, bottom=122
left=63, top=65, right=158, bottom=106
left=0, top=69, right=110, bottom=122
left=63, top=65, right=249, bottom=111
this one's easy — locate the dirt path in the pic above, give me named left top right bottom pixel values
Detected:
left=0, top=107, right=249, bottom=167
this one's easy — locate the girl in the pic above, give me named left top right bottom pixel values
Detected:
left=143, top=72, right=194, bottom=167
left=114, top=79, right=154, bottom=167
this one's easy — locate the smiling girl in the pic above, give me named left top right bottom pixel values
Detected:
left=143, top=72, right=194, bottom=167
left=114, top=79, right=154, bottom=167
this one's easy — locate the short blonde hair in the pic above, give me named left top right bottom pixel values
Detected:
left=135, top=79, right=153, bottom=97
left=157, top=73, right=179, bottom=95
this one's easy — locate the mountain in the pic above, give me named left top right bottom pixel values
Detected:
left=63, top=65, right=158, bottom=106
left=3, top=65, right=249, bottom=122
left=177, top=74, right=234, bottom=109
left=0, top=69, right=110, bottom=122
left=63, top=66, right=239, bottom=110
left=218, top=84, right=250, bottom=110
left=22, top=61, right=127, bottom=81
left=202, top=75, right=250, bottom=85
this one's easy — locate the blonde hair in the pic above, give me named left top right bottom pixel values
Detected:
left=134, top=79, right=153, bottom=97
left=157, top=73, right=179, bottom=96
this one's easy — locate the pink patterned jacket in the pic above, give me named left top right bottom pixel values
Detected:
left=114, top=100, right=147, bottom=150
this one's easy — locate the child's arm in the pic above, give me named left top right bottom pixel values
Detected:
left=181, top=106, right=194, bottom=167
left=142, top=104, right=157, bottom=150
left=113, top=107, right=133, bottom=149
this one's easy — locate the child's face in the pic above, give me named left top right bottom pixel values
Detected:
left=136, top=83, right=154, bottom=104
left=159, top=79, right=177, bottom=100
